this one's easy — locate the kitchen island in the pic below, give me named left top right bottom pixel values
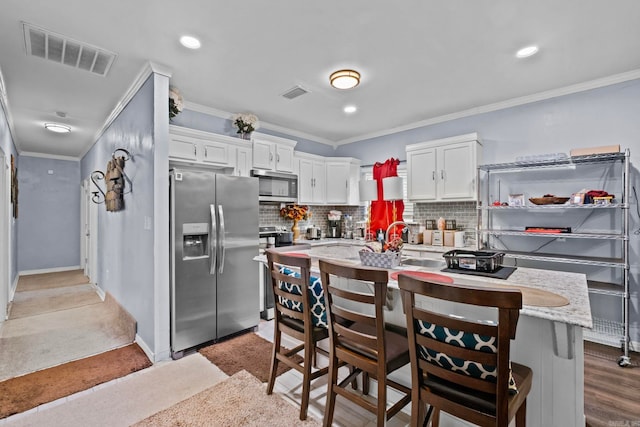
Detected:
left=255, top=243, right=591, bottom=427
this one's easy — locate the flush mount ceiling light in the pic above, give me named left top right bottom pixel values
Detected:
left=344, top=105, right=357, bottom=114
left=44, top=123, right=71, bottom=133
left=180, top=35, right=201, bottom=49
left=330, top=69, right=361, bottom=90
left=516, top=45, right=539, bottom=58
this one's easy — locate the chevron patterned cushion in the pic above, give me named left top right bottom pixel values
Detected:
left=277, top=266, right=327, bottom=328
left=416, top=319, right=518, bottom=394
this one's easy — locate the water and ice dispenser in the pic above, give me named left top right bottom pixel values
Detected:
left=182, top=223, right=209, bottom=259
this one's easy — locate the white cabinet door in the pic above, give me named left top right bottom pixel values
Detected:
left=202, top=141, right=230, bottom=166
left=298, top=158, right=326, bottom=204
left=252, top=140, right=274, bottom=170
left=235, top=146, right=252, bottom=177
left=407, top=133, right=481, bottom=202
left=325, top=162, right=350, bottom=204
left=168, top=137, right=198, bottom=162
left=438, top=141, right=476, bottom=200
left=407, top=147, right=437, bottom=201
left=275, top=144, right=295, bottom=173
left=312, top=160, right=326, bottom=203
left=298, top=158, right=314, bottom=203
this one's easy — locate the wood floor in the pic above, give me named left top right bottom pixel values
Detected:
left=585, top=341, right=640, bottom=426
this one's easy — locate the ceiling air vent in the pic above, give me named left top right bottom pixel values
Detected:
left=23, top=22, right=117, bottom=77
left=281, top=85, right=310, bottom=100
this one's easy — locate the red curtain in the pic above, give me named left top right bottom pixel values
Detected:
left=369, top=158, right=404, bottom=241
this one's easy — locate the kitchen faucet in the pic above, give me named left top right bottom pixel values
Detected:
left=385, top=221, right=409, bottom=244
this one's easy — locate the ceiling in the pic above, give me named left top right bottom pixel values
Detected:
left=1, top=1, right=640, bottom=158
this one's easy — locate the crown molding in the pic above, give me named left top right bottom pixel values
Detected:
left=80, top=62, right=173, bottom=159
left=20, top=151, right=80, bottom=161
left=184, top=101, right=336, bottom=147
left=336, top=68, right=640, bottom=146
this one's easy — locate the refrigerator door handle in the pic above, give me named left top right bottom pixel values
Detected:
left=209, top=204, right=217, bottom=275
left=218, top=205, right=226, bottom=274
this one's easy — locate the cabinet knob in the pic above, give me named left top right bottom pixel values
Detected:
left=432, top=171, right=436, bottom=181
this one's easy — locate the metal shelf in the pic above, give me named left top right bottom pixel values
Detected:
left=584, top=317, right=626, bottom=347
left=479, top=151, right=627, bottom=172
left=478, top=203, right=628, bottom=210
left=480, top=229, right=625, bottom=240
left=502, top=251, right=626, bottom=268
left=588, top=281, right=625, bottom=297
left=478, top=148, right=631, bottom=364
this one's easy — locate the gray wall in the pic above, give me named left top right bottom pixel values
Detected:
left=17, top=156, right=80, bottom=271
left=334, top=78, right=640, bottom=345
left=81, top=74, right=163, bottom=357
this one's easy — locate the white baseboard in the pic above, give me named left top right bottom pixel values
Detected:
left=91, top=282, right=106, bottom=301
left=9, top=273, right=18, bottom=302
left=135, top=334, right=155, bottom=363
left=19, top=265, right=82, bottom=276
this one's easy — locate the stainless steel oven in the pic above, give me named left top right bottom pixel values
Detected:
left=251, top=169, right=298, bottom=203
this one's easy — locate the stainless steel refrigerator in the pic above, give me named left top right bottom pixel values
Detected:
left=170, top=167, right=259, bottom=358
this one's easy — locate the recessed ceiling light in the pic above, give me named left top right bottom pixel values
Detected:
left=44, top=123, right=71, bottom=133
left=180, top=35, right=201, bottom=49
left=344, top=105, right=357, bottom=114
left=330, top=69, right=361, bottom=90
left=516, top=45, right=539, bottom=58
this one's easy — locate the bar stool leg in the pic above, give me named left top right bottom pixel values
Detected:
left=323, top=354, right=339, bottom=427
left=267, top=325, right=281, bottom=395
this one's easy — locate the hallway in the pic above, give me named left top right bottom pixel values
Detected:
left=0, top=269, right=136, bottom=381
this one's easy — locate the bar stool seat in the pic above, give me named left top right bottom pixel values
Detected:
left=266, top=249, right=329, bottom=421
left=319, top=259, right=411, bottom=427
left=397, top=273, right=533, bottom=427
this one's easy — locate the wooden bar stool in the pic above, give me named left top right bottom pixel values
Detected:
left=397, top=273, right=533, bottom=427
left=266, top=250, right=329, bottom=420
left=319, top=259, right=411, bottom=427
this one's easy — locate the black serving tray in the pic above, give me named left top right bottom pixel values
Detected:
left=442, top=250, right=505, bottom=273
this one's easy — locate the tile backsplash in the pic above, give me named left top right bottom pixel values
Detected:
left=259, top=204, right=364, bottom=233
left=259, top=201, right=477, bottom=236
left=412, top=201, right=476, bottom=231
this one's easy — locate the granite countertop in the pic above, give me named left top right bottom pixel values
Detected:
left=255, top=242, right=592, bottom=329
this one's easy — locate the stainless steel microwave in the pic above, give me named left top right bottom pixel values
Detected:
left=251, top=169, right=298, bottom=203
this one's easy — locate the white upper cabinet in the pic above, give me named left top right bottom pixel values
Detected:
left=234, top=146, right=252, bottom=177
left=251, top=132, right=296, bottom=173
left=169, top=125, right=248, bottom=169
left=296, top=153, right=325, bottom=204
left=324, top=158, right=361, bottom=205
left=406, top=133, right=482, bottom=202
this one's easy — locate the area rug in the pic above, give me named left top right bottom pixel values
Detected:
left=0, top=343, right=151, bottom=419
left=198, top=332, right=303, bottom=382
left=133, top=370, right=322, bottom=426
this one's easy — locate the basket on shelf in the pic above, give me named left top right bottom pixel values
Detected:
left=359, top=250, right=401, bottom=269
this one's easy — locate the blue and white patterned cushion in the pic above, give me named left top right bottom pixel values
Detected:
left=416, top=319, right=518, bottom=394
left=277, top=266, right=327, bottom=328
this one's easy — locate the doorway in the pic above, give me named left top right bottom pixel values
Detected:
left=0, top=151, right=9, bottom=321
left=81, top=178, right=98, bottom=284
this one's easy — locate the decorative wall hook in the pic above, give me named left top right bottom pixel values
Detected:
left=91, top=170, right=106, bottom=204
left=90, top=148, right=133, bottom=211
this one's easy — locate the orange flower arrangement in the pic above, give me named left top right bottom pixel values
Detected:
left=279, top=204, right=311, bottom=221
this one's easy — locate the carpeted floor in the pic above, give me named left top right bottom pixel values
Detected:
left=198, top=332, right=303, bottom=382
left=0, top=343, right=151, bottom=419
left=133, top=369, right=322, bottom=427
left=13, top=269, right=90, bottom=292
left=0, top=269, right=137, bottom=382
